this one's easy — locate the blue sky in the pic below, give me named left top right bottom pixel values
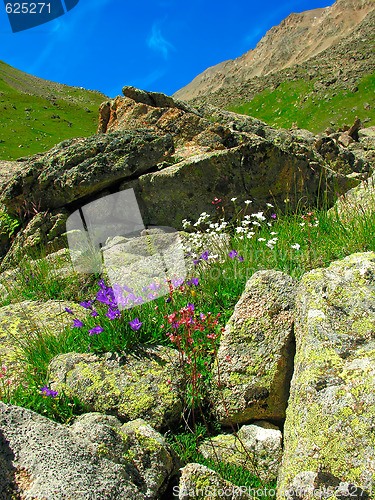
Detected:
left=0, top=0, right=332, bottom=98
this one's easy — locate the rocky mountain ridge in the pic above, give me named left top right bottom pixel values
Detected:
left=174, top=0, right=375, bottom=132
left=175, top=0, right=375, bottom=102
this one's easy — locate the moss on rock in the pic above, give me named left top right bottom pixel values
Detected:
left=278, top=252, right=375, bottom=500
left=49, top=345, right=185, bottom=431
left=210, top=270, right=297, bottom=425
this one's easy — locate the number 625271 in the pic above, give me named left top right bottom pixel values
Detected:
left=5, top=3, right=51, bottom=14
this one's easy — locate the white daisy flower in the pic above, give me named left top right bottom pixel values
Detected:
left=252, top=212, right=266, bottom=221
left=291, top=243, right=301, bottom=250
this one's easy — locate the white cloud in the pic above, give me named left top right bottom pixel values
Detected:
left=147, top=21, right=175, bottom=59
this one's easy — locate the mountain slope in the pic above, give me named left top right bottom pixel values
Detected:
left=0, top=60, right=108, bottom=160
left=174, top=0, right=375, bottom=133
left=175, top=0, right=374, bottom=101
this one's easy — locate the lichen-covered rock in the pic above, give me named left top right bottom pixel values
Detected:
left=0, top=300, right=87, bottom=386
left=177, top=463, right=253, bottom=500
left=210, top=270, right=297, bottom=425
left=0, top=130, right=174, bottom=215
left=277, top=252, right=375, bottom=500
left=48, top=346, right=185, bottom=431
left=0, top=402, right=145, bottom=499
left=121, top=140, right=333, bottom=228
left=1, top=209, right=69, bottom=266
left=199, top=424, right=282, bottom=482
left=71, top=414, right=181, bottom=499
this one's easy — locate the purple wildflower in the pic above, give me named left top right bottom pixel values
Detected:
left=187, top=277, right=199, bottom=286
left=106, top=288, right=116, bottom=304
left=105, top=308, right=121, bottom=320
left=91, top=309, right=98, bottom=317
left=200, top=250, right=209, bottom=261
left=88, top=325, right=104, bottom=336
left=40, top=385, right=58, bottom=398
left=271, top=213, right=277, bottom=219
left=129, top=318, right=143, bottom=331
left=117, top=295, right=129, bottom=307
left=238, top=255, right=244, bottom=262
left=79, top=300, right=94, bottom=310
left=96, top=289, right=112, bottom=305
left=229, top=250, right=238, bottom=259
left=188, top=302, right=195, bottom=311
left=72, top=319, right=84, bottom=328
left=166, top=296, right=172, bottom=303
left=193, top=259, right=200, bottom=266
left=172, top=277, right=184, bottom=287
left=65, top=307, right=73, bottom=314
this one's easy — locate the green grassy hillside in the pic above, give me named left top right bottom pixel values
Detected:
left=228, top=71, right=375, bottom=133
left=0, top=60, right=108, bottom=160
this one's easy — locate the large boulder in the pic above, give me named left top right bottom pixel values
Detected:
left=0, top=403, right=145, bottom=499
left=0, top=130, right=174, bottom=215
left=199, top=423, right=282, bottom=482
left=121, top=140, right=330, bottom=228
left=358, top=125, right=375, bottom=149
left=101, top=227, right=187, bottom=301
left=195, top=105, right=373, bottom=177
left=48, top=346, right=185, bottom=431
left=71, top=414, right=181, bottom=499
left=99, top=88, right=358, bottom=224
left=210, top=270, right=296, bottom=425
left=278, top=252, right=375, bottom=499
